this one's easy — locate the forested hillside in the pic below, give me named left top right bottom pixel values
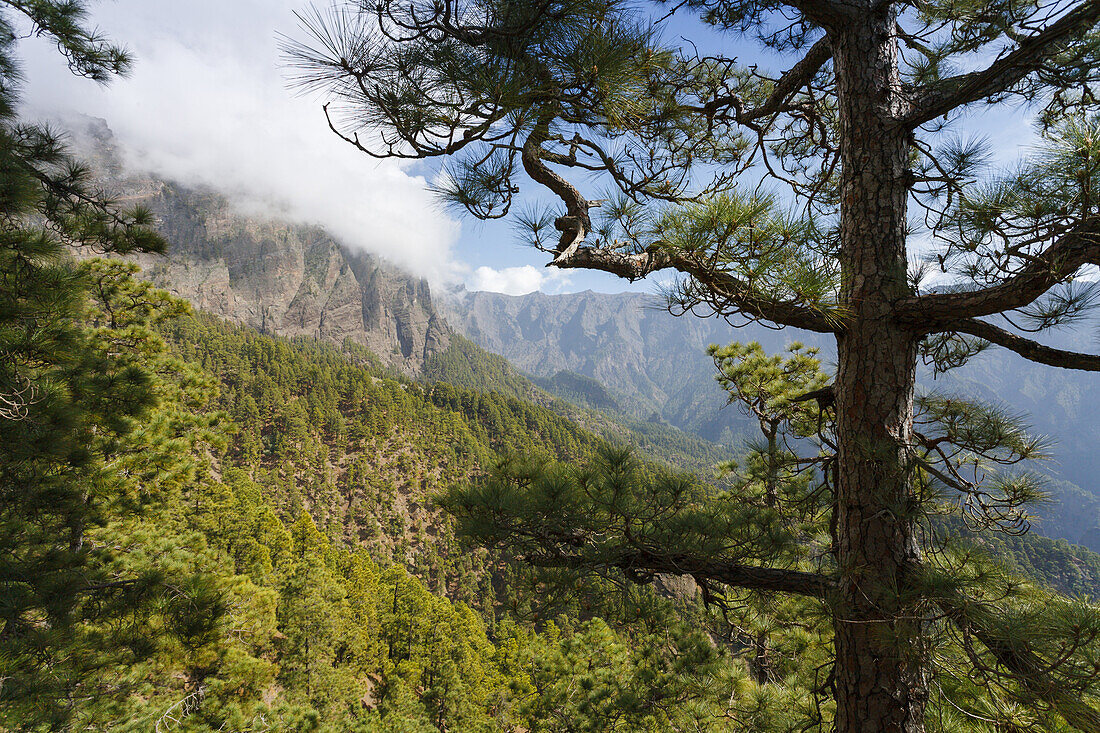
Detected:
left=165, top=309, right=607, bottom=587
left=423, top=332, right=730, bottom=472
left=24, top=262, right=742, bottom=731
left=172, top=283, right=1100, bottom=600
left=9, top=259, right=1100, bottom=731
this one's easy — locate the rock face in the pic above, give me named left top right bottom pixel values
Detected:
left=134, top=182, right=450, bottom=375
left=77, top=118, right=450, bottom=376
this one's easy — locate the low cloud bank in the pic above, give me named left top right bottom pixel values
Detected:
left=468, top=265, right=573, bottom=296
left=18, top=0, right=463, bottom=285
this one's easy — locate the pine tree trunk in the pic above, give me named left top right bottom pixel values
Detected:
left=832, top=7, right=928, bottom=732
left=750, top=629, right=772, bottom=685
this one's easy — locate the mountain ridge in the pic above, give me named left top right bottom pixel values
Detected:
left=440, top=287, right=1100, bottom=550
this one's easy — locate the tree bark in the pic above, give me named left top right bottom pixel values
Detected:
left=831, top=7, right=928, bottom=732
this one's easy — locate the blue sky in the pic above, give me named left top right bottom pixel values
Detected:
left=17, top=0, right=1038, bottom=295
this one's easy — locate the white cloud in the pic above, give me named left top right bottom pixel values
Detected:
left=468, top=265, right=572, bottom=296
left=16, top=0, right=462, bottom=285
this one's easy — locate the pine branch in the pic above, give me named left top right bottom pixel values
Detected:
left=936, top=592, right=1100, bottom=732
left=693, top=36, right=832, bottom=123
left=551, top=244, right=841, bottom=332
left=949, top=318, right=1100, bottom=371
left=902, top=0, right=1100, bottom=127
left=523, top=124, right=842, bottom=331
left=897, top=215, right=1100, bottom=327
left=789, top=385, right=835, bottom=408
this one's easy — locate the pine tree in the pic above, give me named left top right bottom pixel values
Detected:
left=0, top=259, right=236, bottom=729
left=286, top=0, right=1100, bottom=729
left=0, top=4, right=198, bottom=727
left=442, top=342, right=1100, bottom=730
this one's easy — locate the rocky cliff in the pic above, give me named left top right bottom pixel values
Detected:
left=76, top=118, right=450, bottom=376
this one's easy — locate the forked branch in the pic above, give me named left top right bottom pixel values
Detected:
left=897, top=215, right=1100, bottom=327
left=902, top=0, right=1100, bottom=127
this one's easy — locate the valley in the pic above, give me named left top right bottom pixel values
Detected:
left=8, top=3, right=1100, bottom=729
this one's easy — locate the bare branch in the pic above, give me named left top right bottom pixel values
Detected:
left=902, top=0, right=1100, bottom=127
left=521, top=116, right=593, bottom=258
left=551, top=244, right=841, bottom=332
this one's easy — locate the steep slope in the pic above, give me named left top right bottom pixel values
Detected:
left=124, top=300, right=1100, bottom=731
left=423, top=332, right=730, bottom=472
left=530, top=370, right=624, bottom=413
left=32, top=260, right=1100, bottom=732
